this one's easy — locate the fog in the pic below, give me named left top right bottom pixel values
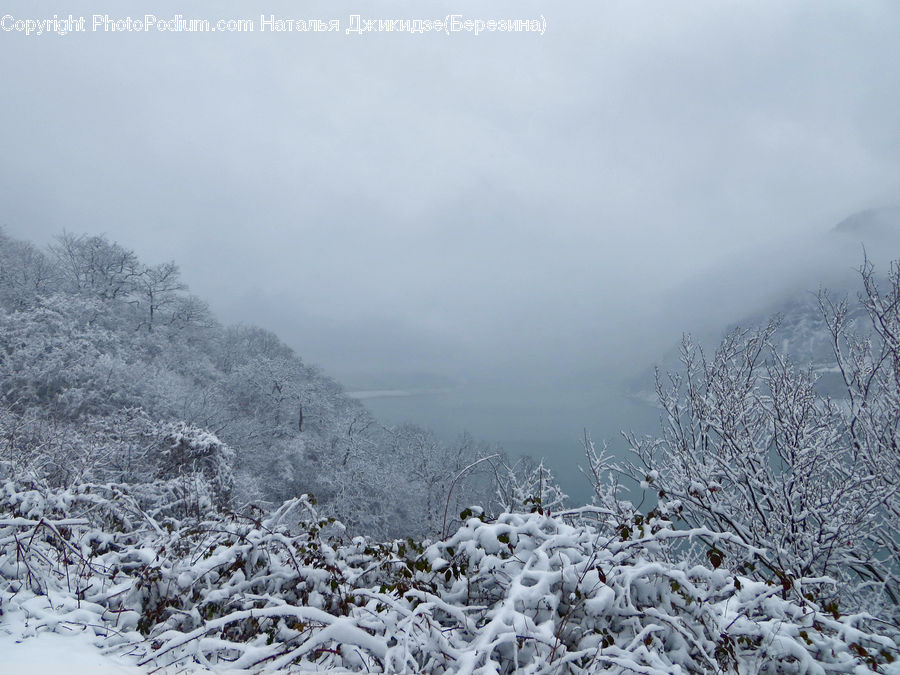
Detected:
left=2, top=0, right=899, bottom=500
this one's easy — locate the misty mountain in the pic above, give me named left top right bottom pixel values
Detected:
left=628, top=205, right=900, bottom=404
left=834, top=206, right=900, bottom=237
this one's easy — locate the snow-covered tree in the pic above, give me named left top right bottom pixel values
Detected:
left=50, top=232, right=140, bottom=300
left=621, top=260, right=900, bottom=619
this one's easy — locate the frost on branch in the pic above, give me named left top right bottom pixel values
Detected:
left=493, top=455, right=568, bottom=515
left=1, top=473, right=896, bottom=673
left=618, top=257, right=900, bottom=623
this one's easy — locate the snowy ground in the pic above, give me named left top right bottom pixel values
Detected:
left=0, top=618, right=358, bottom=674
left=0, top=628, right=145, bottom=674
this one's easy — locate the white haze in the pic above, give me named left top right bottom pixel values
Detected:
left=2, top=0, right=900, bottom=499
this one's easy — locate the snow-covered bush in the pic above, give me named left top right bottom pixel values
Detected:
left=2, top=474, right=896, bottom=673
left=153, top=421, right=235, bottom=509
left=617, top=258, right=900, bottom=622
left=493, top=455, right=568, bottom=515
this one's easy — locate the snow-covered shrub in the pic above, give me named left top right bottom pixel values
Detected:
left=153, top=421, right=234, bottom=508
left=0, top=402, right=235, bottom=518
left=621, top=316, right=899, bottom=622
left=2, top=473, right=896, bottom=673
left=493, top=455, right=568, bottom=515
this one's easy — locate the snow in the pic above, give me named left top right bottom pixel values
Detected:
left=1, top=491, right=898, bottom=672
left=0, top=618, right=143, bottom=674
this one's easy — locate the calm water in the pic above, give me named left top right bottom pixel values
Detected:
left=356, top=383, right=659, bottom=506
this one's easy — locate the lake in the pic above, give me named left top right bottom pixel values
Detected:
left=350, top=382, right=660, bottom=507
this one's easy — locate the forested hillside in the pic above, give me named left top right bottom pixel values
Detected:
left=0, top=229, right=497, bottom=540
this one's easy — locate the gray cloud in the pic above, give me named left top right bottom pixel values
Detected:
left=3, top=0, right=900, bottom=497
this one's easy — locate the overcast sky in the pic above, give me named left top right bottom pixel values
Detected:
left=2, top=1, right=900, bottom=461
